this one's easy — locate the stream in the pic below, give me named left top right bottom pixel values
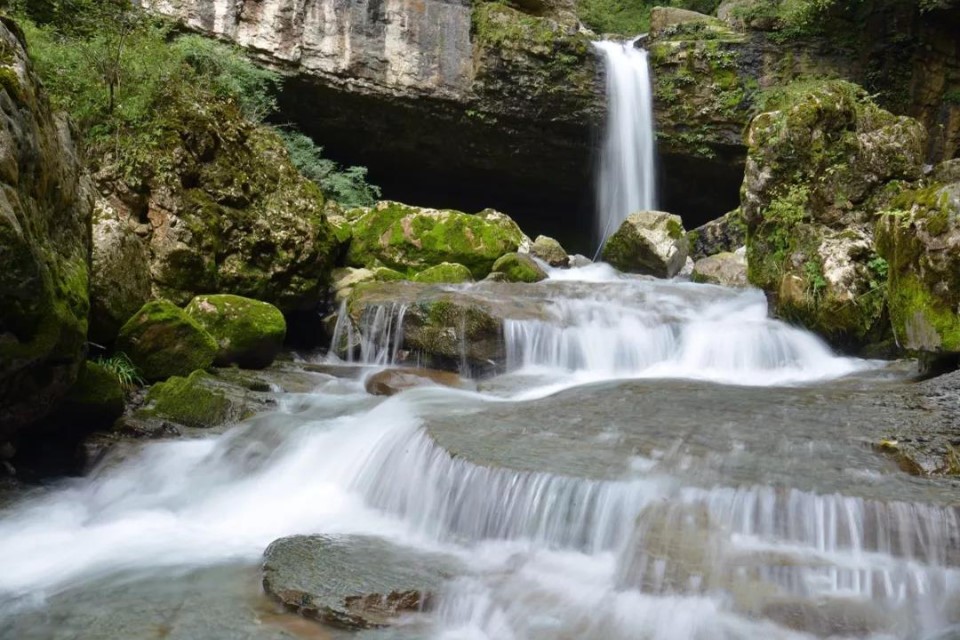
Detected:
left=1, top=266, right=958, bottom=639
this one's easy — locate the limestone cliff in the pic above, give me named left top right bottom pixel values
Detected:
left=0, top=17, right=95, bottom=435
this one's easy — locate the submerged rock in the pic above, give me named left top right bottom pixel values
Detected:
left=491, top=253, right=548, bottom=283
left=601, top=211, right=689, bottom=278
left=692, top=251, right=748, bottom=287
left=528, top=235, right=569, bottom=267
left=365, top=368, right=472, bottom=396
left=346, top=202, right=526, bottom=279
left=185, top=295, right=286, bottom=369
left=262, top=535, right=461, bottom=629
left=0, top=19, right=95, bottom=435
left=412, top=262, right=475, bottom=284
left=116, top=301, right=218, bottom=382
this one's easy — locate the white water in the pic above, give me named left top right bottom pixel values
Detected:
left=594, top=39, right=658, bottom=248
left=1, top=272, right=957, bottom=639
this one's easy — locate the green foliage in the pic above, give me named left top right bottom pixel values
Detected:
left=576, top=0, right=722, bottom=37
left=278, top=130, right=381, bottom=208
left=94, top=352, right=144, bottom=389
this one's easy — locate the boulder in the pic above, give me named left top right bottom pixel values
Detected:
left=61, top=361, right=125, bottom=427
left=568, top=254, right=593, bottom=268
left=743, top=80, right=927, bottom=349
left=875, top=180, right=960, bottom=355
left=412, top=262, right=474, bottom=284
left=601, top=211, right=689, bottom=278
left=185, top=295, right=286, bottom=369
left=365, top=368, right=472, bottom=396
left=331, top=266, right=405, bottom=303
left=0, top=19, right=95, bottom=435
left=491, top=253, right=548, bottom=283
left=116, top=300, right=218, bottom=382
left=137, top=370, right=238, bottom=429
left=95, top=90, right=338, bottom=312
left=262, top=535, right=462, bottom=629
left=345, top=201, right=526, bottom=279
left=689, top=209, right=747, bottom=261
left=692, top=251, right=748, bottom=287
left=529, top=235, right=568, bottom=267
left=89, top=198, right=152, bottom=345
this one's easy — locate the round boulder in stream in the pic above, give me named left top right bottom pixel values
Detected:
left=601, top=211, right=689, bottom=278
left=262, top=535, right=462, bottom=629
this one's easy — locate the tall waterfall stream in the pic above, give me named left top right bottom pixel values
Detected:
left=1, top=38, right=959, bottom=640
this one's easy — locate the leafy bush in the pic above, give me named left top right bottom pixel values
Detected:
left=279, top=131, right=381, bottom=208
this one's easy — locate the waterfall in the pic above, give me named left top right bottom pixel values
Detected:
left=594, top=39, right=658, bottom=249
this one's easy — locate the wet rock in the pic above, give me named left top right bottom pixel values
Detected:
left=185, top=295, right=286, bottom=369
left=346, top=202, right=526, bottom=279
left=568, top=254, right=593, bottom=268
left=412, top=263, right=474, bottom=284
left=688, top=209, right=746, bottom=261
left=116, top=300, right=218, bottom=382
left=0, top=19, right=95, bottom=435
left=89, top=198, right=152, bottom=345
left=692, top=251, right=748, bottom=287
left=262, top=535, right=461, bottom=629
left=761, top=597, right=892, bottom=637
left=136, top=370, right=250, bottom=429
left=491, top=253, right=548, bottom=283
left=332, top=267, right=405, bottom=303
left=601, top=211, right=689, bottom=278
left=365, top=368, right=472, bottom=396
left=529, top=235, right=569, bottom=267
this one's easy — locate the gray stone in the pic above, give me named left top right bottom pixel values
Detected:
left=529, top=235, right=569, bottom=268
left=692, top=252, right=749, bottom=287
left=601, top=211, right=689, bottom=278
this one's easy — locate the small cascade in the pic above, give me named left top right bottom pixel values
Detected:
left=594, top=39, right=658, bottom=248
left=328, top=301, right=408, bottom=365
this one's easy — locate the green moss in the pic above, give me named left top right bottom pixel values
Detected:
left=491, top=253, right=547, bottom=283
left=412, top=263, right=475, bottom=284
left=184, top=294, right=286, bottom=369
left=887, top=274, right=960, bottom=352
left=0, top=65, right=25, bottom=103
left=141, top=370, right=234, bottom=428
left=665, top=218, right=684, bottom=240
left=63, top=361, right=125, bottom=423
left=116, top=300, right=218, bottom=382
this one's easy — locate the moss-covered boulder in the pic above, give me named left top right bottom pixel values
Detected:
left=875, top=180, right=960, bottom=355
left=602, top=211, right=689, bottom=278
left=743, top=80, right=927, bottom=348
left=89, top=198, right=152, bottom=345
left=345, top=201, right=526, bottom=279
left=491, top=253, right=547, bottom=283
left=331, top=267, right=405, bottom=303
left=61, top=361, right=125, bottom=427
left=116, top=300, right=218, bottom=382
left=529, top=235, right=568, bottom=268
left=184, top=295, right=286, bottom=369
left=96, top=89, right=338, bottom=313
left=0, top=19, right=95, bottom=435
left=412, top=263, right=475, bottom=284
left=138, top=370, right=235, bottom=429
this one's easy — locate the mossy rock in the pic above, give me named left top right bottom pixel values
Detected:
left=61, top=361, right=125, bottom=427
left=185, top=295, right=286, bottom=369
left=490, top=253, right=547, bottom=283
left=139, top=370, right=234, bottom=429
left=412, top=263, right=475, bottom=284
left=529, top=235, right=568, bottom=267
left=116, top=300, right=218, bottom=382
left=601, top=211, right=689, bottom=278
left=345, top=201, right=526, bottom=279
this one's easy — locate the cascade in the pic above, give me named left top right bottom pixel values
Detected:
left=594, top=39, right=658, bottom=249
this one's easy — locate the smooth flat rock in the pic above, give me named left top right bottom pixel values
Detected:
left=262, top=535, right=462, bottom=629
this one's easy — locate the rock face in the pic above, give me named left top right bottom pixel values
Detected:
left=365, top=368, right=470, bottom=396
left=692, top=251, right=748, bottom=287
left=875, top=180, right=960, bottom=355
left=116, top=300, right=218, bottom=382
left=0, top=18, right=95, bottom=435
left=743, top=80, right=926, bottom=349
left=262, top=534, right=461, bottom=629
left=95, top=92, right=338, bottom=312
left=346, top=202, right=526, bottom=279
left=89, top=198, right=152, bottom=345
left=601, top=211, right=689, bottom=278
left=143, top=0, right=601, bottom=249
left=185, top=295, right=286, bottom=369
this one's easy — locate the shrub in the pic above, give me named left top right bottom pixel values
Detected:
left=279, top=131, right=381, bottom=208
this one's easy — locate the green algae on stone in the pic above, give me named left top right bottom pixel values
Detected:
left=412, top=263, right=475, bottom=284
left=140, top=370, right=234, bottom=429
left=345, top=201, right=526, bottom=279
left=116, top=300, right=218, bottom=382
left=184, top=295, right=286, bottom=369
left=490, top=253, right=547, bottom=283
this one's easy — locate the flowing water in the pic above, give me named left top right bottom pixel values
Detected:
left=1, top=269, right=958, bottom=640
left=594, top=40, right=658, bottom=248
